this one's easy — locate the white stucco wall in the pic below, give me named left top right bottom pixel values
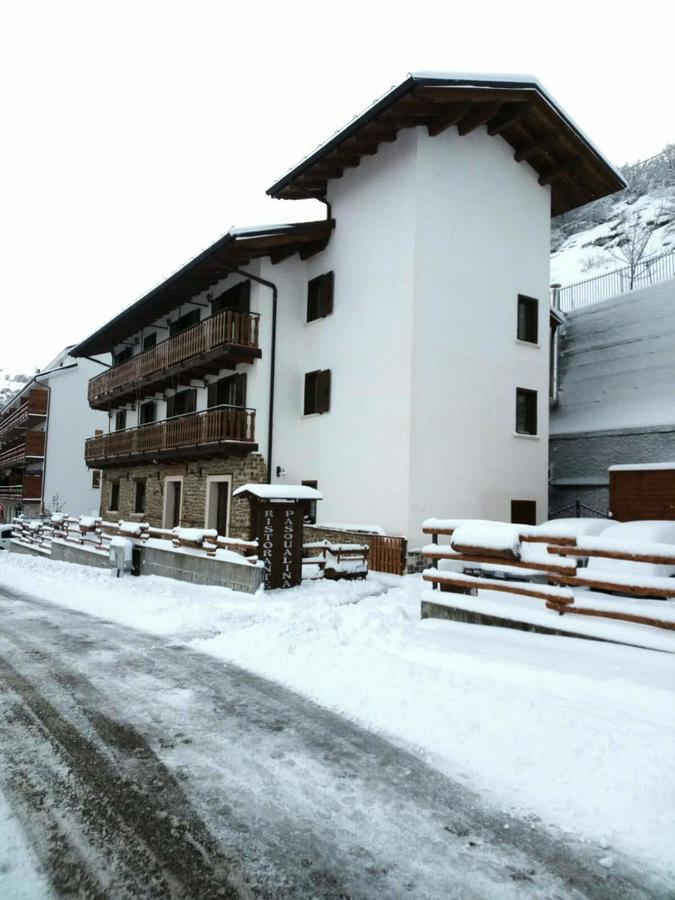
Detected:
left=407, top=126, right=551, bottom=539
left=265, top=130, right=419, bottom=534
left=42, top=356, right=109, bottom=516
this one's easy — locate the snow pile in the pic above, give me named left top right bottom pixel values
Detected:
left=586, top=520, right=675, bottom=579
left=117, top=521, right=147, bottom=537
left=172, top=527, right=217, bottom=543
left=451, top=523, right=521, bottom=556
left=1, top=552, right=674, bottom=876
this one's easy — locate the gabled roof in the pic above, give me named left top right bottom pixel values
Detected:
left=71, top=220, right=332, bottom=357
left=267, top=72, right=625, bottom=216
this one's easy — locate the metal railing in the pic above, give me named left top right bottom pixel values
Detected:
left=553, top=248, right=675, bottom=312
left=84, top=403, right=256, bottom=464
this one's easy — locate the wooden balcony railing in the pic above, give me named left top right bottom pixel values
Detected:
left=84, top=404, right=257, bottom=467
left=88, top=309, right=261, bottom=408
left=0, top=390, right=48, bottom=442
left=0, top=431, right=46, bottom=469
left=0, top=474, right=42, bottom=503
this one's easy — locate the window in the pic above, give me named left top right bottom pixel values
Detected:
left=306, top=272, right=334, bottom=323
left=134, top=479, right=146, bottom=514
left=166, top=389, right=196, bottom=418
left=114, top=346, right=132, bottom=365
left=207, top=374, right=246, bottom=408
left=91, top=470, right=101, bottom=489
left=143, top=332, right=157, bottom=351
left=511, top=500, right=536, bottom=525
left=169, top=308, right=200, bottom=337
left=517, top=295, right=539, bottom=344
left=114, top=410, right=127, bottom=431
left=516, top=388, right=538, bottom=435
left=139, top=400, right=156, bottom=425
left=212, top=281, right=251, bottom=315
left=304, top=369, right=331, bottom=415
left=302, top=480, right=318, bottom=525
left=109, top=480, right=120, bottom=512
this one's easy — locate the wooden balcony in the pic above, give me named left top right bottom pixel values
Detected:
left=0, top=431, right=46, bottom=469
left=84, top=404, right=257, bottom=468
left=0, top=389, right=48, bottom=443
left=88, top=309, right=262, bottom=409
left=0, top=474, right=42, bottom=503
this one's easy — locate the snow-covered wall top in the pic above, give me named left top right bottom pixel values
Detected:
left=551, top=277, right=675, bottom=434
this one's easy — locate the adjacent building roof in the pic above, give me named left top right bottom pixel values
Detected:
left=71, top=220, right=332, bottom=357
left=267, top=72, right=625, bottom=215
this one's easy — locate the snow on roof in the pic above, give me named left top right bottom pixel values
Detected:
left=233, top=483, right=323, bottom=500
left=609, top=462, right=675, bottom=472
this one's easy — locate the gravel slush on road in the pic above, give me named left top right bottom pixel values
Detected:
left=0, top=581, right=671, bottom=899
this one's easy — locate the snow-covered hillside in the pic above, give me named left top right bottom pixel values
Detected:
left=551, top=146, right=675, bottom=287
left=0, top=369, right=31, bottom=407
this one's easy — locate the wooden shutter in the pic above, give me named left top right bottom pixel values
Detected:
left=184, top=389, right=197, bottom=414
left=207, top=382, right=218, bottom=409
left=304, top=371, right=317, bottom=415
left=319, top=272, right=334, bottom=317
left=235, top=373, right=247, bottom=407
left=166, top=395, right=176, bottom=418
left=317, top=369, right=331, bottom=414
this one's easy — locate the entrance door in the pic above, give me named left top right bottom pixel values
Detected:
left=205, top=476, right=231, bottom=536
left=164, top=479, right=182, bottom=528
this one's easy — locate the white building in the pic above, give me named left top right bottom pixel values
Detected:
left=72, top=73, right=623, bottom=544
left=0, top=348, right=109, bottom=521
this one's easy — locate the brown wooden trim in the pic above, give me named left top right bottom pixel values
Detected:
left=423, top=571, right=574, bottom=604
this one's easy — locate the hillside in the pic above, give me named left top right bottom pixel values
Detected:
left=0, top=369, right=31, bottom=407
left=551, top=146, right=675, bottom=287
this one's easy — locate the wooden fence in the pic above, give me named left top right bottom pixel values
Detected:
left=303, top=525, right=407, bottom=575
left=303, top=540, right=369, bottom=580
left=422, top=522, right=675, bottom=634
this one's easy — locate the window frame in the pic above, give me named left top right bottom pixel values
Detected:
left=109, top=479, right=120, bottom=512
left=303, top=369, right=331, bottom=416
left=515, top=387, right=538, bottom=436
left=517, top=294, right=539, bottom=345
left=139, top=400, right=157, bottom=425
left=134, top=478, right=147, bottom=515
left=114, top=410, right=127, bottom=431
left=306, top=272, right=334, bottom=323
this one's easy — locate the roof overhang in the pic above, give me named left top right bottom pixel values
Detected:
left=71, top=220, right=333, bottom=357
left=267, top=73, right=625, bottom=216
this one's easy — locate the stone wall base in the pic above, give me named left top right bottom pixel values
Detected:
left=100, top=453, right=267, bottom=539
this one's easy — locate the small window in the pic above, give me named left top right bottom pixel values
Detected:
left=302, top=480, right=318, bottom=525
left=207, top=374, right=246, bottom=409
left=511, top=500, right=536, bottom=525
left=109, top=480, right=120, bottom=512
left=139, top=401, right=156, bottom=425
left=304, top=369, right=331, bottom=415
left=306, top=272, right=334, bottom=323
left=169, top=309, right=200, bottom=337
left=166, top=389, right=196, bottom=418
left=517, top=295, right=538, bottom=344
left=143, top=332, right=157, bottom=351
left=516, top=388, right=538, bottom=435
left=92, top=470, right=101, bottom=489
left=212, top=281, right=251, bottom=315
left=134, top=479, right=146, bottom=514
left=114, top=410, right=127, bottom=431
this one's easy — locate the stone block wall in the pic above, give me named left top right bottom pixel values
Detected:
left=100, top=453, right=267, bottom=539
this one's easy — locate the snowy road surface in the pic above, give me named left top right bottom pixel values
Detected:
left=0, top=582, right=669, bottom=899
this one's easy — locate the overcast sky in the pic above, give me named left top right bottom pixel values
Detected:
left=1, top=0, right=673, bottom=373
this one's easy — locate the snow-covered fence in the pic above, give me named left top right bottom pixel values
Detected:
left=303, top=524, right=406, bottom=575
left=302, top=540, right=369, bottom=580
left=422, top=519, right=675, bottom=635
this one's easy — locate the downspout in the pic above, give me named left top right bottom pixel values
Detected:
left=232, top=267, right=278, bottom=484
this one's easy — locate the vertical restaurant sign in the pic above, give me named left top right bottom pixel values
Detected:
left=255, top=502, right=303, bottom=589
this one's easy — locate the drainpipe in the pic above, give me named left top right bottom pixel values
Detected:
left=232, top=267, right=278, bottom=484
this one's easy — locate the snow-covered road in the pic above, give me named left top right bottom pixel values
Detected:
left=0, top=581, right=666, bottom=899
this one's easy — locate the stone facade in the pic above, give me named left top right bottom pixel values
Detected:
left=100, top=453, right=267, bottom=539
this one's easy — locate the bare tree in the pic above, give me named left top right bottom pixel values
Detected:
left=609, top=204, right=668, bottom=289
